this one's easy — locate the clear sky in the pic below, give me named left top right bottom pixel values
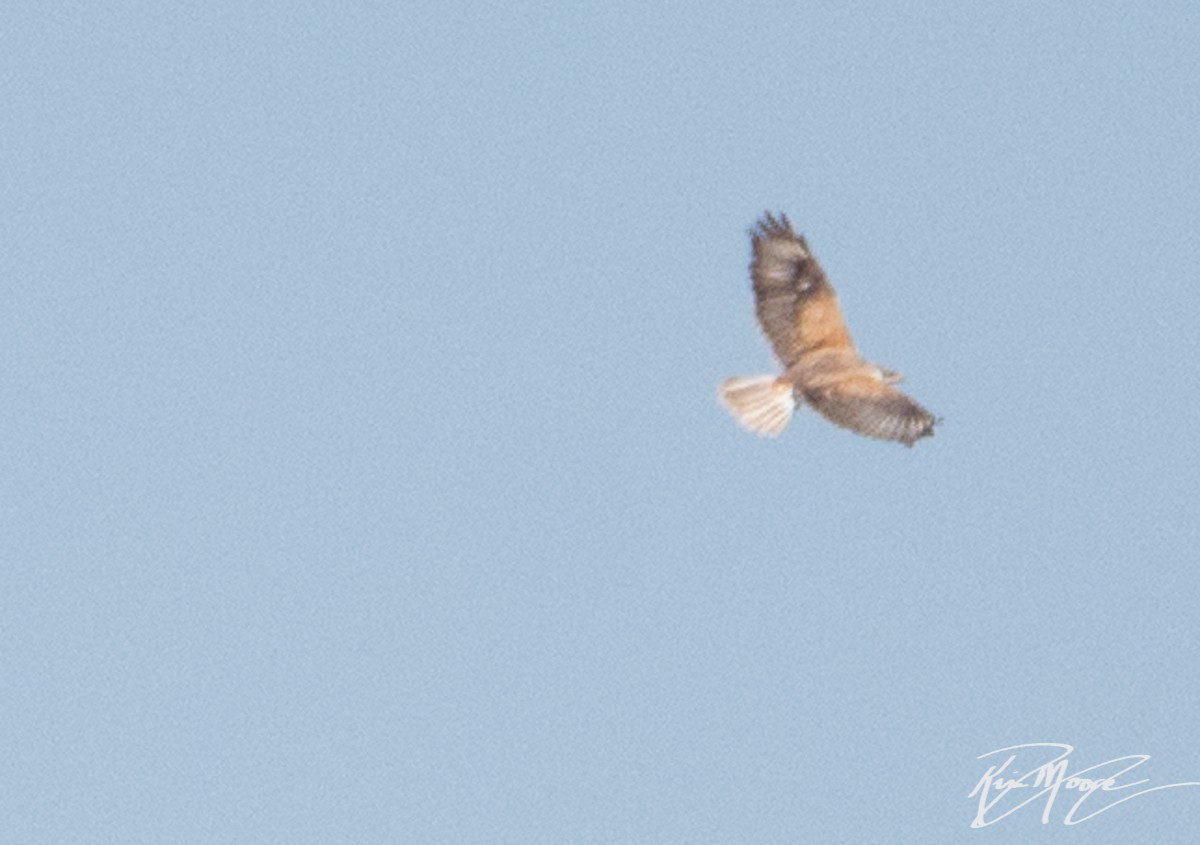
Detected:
left=5, top=2, right=1200, bottom=842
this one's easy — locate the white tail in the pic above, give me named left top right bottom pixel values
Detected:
left=717, top=375, right=796, bottom=437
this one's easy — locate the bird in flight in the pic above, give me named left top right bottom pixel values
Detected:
left=718, top=213, right=937, bottom=447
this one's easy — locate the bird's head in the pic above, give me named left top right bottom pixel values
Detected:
left=877, top=366, right=904, bottom=385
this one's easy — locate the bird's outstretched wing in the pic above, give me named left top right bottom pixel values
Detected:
left=750, top=213, right=855, bottom=368
left=804, top=375, right=937, bottom=447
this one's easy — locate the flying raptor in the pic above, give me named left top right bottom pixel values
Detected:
left=718, top=213, right=937, bottom=447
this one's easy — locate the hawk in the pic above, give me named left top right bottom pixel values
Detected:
left=718, top=213, right=937, bottom=447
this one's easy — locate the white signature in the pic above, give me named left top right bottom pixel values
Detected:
left=969, top=742, right=1200, bottom=827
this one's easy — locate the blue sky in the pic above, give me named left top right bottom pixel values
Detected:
left=5, top=1, right=1200, bottom=842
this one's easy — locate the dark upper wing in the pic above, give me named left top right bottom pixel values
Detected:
left=750, top=213, right=855, bottom=368
left=804, top=374, right=937, bottom=447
